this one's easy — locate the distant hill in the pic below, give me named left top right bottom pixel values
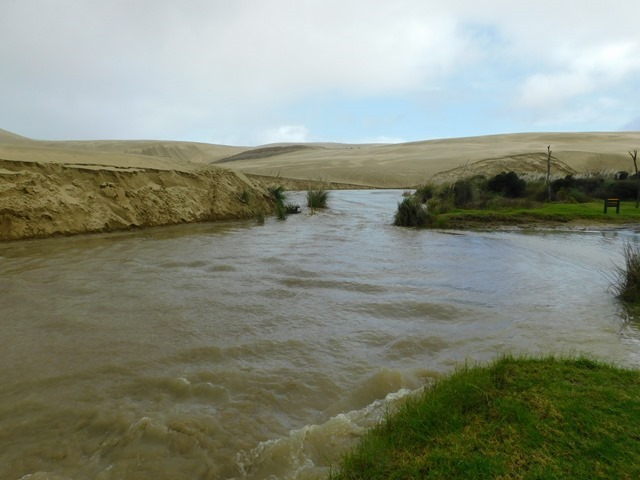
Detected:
left=0, top=128, right=31, bottom=143
left=2, top=128, right=639, bottom=187
left=210, top=131, right=640, bottom=187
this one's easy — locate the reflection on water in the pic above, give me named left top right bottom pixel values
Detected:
left=1, top=190, right=640, bottom=479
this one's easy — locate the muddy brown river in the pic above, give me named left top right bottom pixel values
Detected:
left=2, top=190, right=640, bottom=479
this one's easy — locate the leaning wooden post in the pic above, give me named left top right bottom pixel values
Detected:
left=546, top=145, right=552, bottom=202
left=630, top=149, right=639, bottom=208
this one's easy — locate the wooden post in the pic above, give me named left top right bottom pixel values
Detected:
left=547, top=145, right=552, bottom=202
left=630, top=149, right=639, bottom=208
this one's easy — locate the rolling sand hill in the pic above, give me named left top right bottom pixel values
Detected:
left=1, top=128, right=639, bottom=240
left=213, top=132, right=640, bottom=187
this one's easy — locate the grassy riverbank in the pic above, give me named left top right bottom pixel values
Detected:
left=330, top=355, right=640, bottom=479
left=428, top=201, right=640, bottom=229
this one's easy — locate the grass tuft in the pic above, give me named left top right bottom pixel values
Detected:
left=612, top=241, right=640, bottom=304
left=307, top=189, right=329, bottom=209
left=269, top=185, right=300, bottom=220
left=330, top=355, right=640, bottom=480
left=269, top=186, right=287, bottom=203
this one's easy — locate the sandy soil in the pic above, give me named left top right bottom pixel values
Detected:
left=0, top=130, right=271, bottom=241
left=1, top=128, right=639, bottom=240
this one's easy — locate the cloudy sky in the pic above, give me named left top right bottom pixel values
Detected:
left=1, top=0, right=639, bottom=145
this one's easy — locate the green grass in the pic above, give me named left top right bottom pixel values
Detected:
left=269, top=185, right=300, bottom=220
left=330, top=355, right=640, bottom=480
left=307, top=189, right=329, bottom=209
left=432, top=201, right=640, bottom=229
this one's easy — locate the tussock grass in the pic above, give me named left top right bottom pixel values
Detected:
left=330, top=355, right=640, bottom=480
left=394, top=196, right=432, bottom=227
left=612, top=241, right=640, bottom=304
left=307, top=189, right=329, bottom=209
left=269, top=185, right=300, bottom=220
left=269, top=186, right=287, bottom=204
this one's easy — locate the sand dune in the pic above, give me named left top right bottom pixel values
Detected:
left=2, top=128, right=639, bottom=240
left=0, top=130, right=268, bottom=241
left=214, top=132, right=640, bottom=187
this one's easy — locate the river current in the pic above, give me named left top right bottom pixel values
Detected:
left=2, top=190, right=640, bottom=479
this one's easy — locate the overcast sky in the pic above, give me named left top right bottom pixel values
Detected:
left=1, top=0, right=639, bottom=145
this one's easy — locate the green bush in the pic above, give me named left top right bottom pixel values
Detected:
left=451, top=176, right=489, bottom=208
left=394, top=196, right=432, bottom=227
left=427, top=196, right=455, bottom=214
left=488, top=171, right=526, bottom=198
left=415, top=184, right=435, bottom=203
left=453, top=179, right=473, bottom=207
left=555, top=187, right=589, bottom=203
left=526, top=180, right=552, bottom=202
left=595, top=179, right=638, bottom=200
left=563, top=176, right=603, bottom=197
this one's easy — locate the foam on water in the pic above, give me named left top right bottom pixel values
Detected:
left=235, top=387, right=423, bottom=480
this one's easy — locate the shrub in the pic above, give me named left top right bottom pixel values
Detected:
left=415, top=184, right=435, bottom=203
left=394, top=196, right=432, bottom=227
left=595, top=179, right=637, bottom=200
left=555, top=187, right=589, bottom=203
left=307, top=189, right=329, bottom=209
left=571, top=177, right=604, bottom=196
left=428, top=196, right=456, bottom=214
left=453, top=179, right=474, bottom=207
left=488, top=171, right=526, bottom=198
left=452, top=176, right=488, bottom=208
left=551, top=175, right=575, bottom=192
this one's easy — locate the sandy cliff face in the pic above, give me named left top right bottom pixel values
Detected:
left=0, top=159, right=272, bottom=241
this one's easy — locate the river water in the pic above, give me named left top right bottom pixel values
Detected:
left=2, top=190, right=640, bottom=479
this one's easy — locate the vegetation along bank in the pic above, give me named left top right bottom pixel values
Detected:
left=395, top=168, right=640, bottom=229
left=330, top=355, right=640, bottom=480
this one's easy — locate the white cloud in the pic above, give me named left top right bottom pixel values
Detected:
left=1, top=0, right=640, bottom=142
left=516, top=42, right=640, bottom=110
left=261, top=125, right=310, bottom=144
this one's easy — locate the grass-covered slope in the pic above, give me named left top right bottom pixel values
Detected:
left=433, top=201, right=640, bottom=229
left=330, top=355, right=640, bottom=480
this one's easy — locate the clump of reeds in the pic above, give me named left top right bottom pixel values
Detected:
left=393, top=196, right=432, bottom=227
left=270, top=186, right=300, bottom=220
left=612, top=241, right=640, bottom=304
left=270, top=186, right=287, bottom=204
left=307, top=189, right=329, bottom=209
